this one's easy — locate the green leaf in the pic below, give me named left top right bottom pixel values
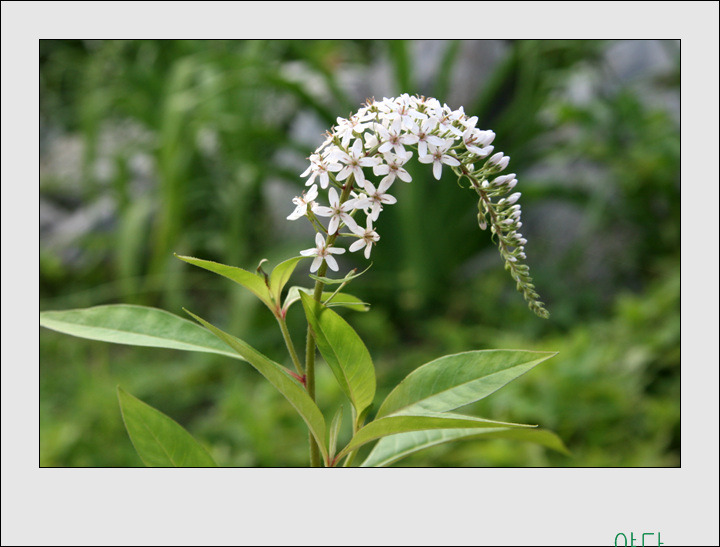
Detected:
left=308, top=262, right=372, bottom=285
left=40, top=305, right=245, bottom=361
left=283, top=287, right=369, bottom=313
left=175, top=254, right=274, bottom=311
left=269, top=256, right=304, bottom=302
left=336, top=412, right=533, bottom=461
left=117, top=387, right=217, bottom=467
left=323, top=294, right=370, bottom=311
left=360, top=427, right=570, bottom=467
left=328, top=406, right=344, bottom=463
left=376, top=350, right=557, bottom=419
left=183, top=309, right=329, bottom=464
left=300, top=292, right=375, bottom=418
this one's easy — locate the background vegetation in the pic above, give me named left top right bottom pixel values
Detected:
left=40, top=39, right=680, bottom=467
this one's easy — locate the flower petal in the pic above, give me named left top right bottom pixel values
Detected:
left=336, top=167, right=351, bottom=181
left=349, top=239, right=366, bottom=253
left=442, top=155, right=460, bottom=167
left=364, top=243, right=373, bottom=259
left=325, top=255, right=339, bottom=271
left=374, top=164, right=389, bottom=176
left=328, top=187, right=340, bottom=206
left=378, top=142, right=393, bottom=154
left=341, top=213, right=359, bottom=233
left=377, top=177, right=394, bottom=194
left=353, top=167, right=366, bottom=185
left=287, top=205, right=305, bottom=220
left=396, top=168, right=412, bottom=182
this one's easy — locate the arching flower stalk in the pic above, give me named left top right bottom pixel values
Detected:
left=289, top=94, right=548, bottom=318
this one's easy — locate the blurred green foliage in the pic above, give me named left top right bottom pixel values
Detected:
left=40, top=40, right=679, bottom=467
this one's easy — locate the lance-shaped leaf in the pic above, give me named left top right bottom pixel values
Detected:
left=117, top=387, right=217, bottom=467
left=283, top=287, right=369, bottom=314
left=336, top=412, right=533, bottom=461
left=269, top=256, right=304, bottom=302
left=300, top=292, right=375, bottom=418
left=308, top=262, right=372, bottom=285
left=360, top=427, right=570, bottom=467
left=175, top=254, right=274, bottom=311
left=184, top=309, right=328, bottom=464
left=376, top=350, right=557, bottom=419
left=40, top=305, right=245, bottom=361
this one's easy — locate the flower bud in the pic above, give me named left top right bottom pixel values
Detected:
left=488, top=152, right=504, bottom=165
left=477, top=213, right=487, bottom=230
left=495, top=156, right=510, bottom=171
left=492, top=174, right=516, bottom=186
left=477, top=130, right=495, bottom=147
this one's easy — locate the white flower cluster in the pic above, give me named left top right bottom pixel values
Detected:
left=289, top=94, right=547, bottom=317
left=290, top=94, right=507, bottom=269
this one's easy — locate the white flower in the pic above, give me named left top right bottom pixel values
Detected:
left=335, top=112, right=374, bottom=147
left=361, top=178, right=397, bottom=221
left=384, top=98, right=426, bottom=132
left=375, top=119, right=419, bottom=157
left=334, top=139, right=380, bottom=188
left=287, top=184, right=319, bottom=220
left=343, top=191, right=369, bottom=218
left=435, top=108, right=463, bottom=137
left=459, top=115, right=479, bottom=130
left=300, top=232, right=346, bottom=273
left=364, top=131, right=380, bottom=150
left=418, top=96, right=443, bottom=112
left=413, top=118, right=445, bottom=158
left=462, top=127, right=495, bottom=158
left=418, top=142, right=461, bottom=180
left=312, top=187, right=359, bottom=234
left=300, top=154, right=342, bottom=189
left=349, top=217, right=380, bottom=259
left=373, top=151, right=413, bottom=184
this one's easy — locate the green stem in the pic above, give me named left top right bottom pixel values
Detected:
left=304, top=173, right=357, bottom=467
left=277, top=316, right=303, bottom=376
left=305, top=269, right=326, bottom=467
